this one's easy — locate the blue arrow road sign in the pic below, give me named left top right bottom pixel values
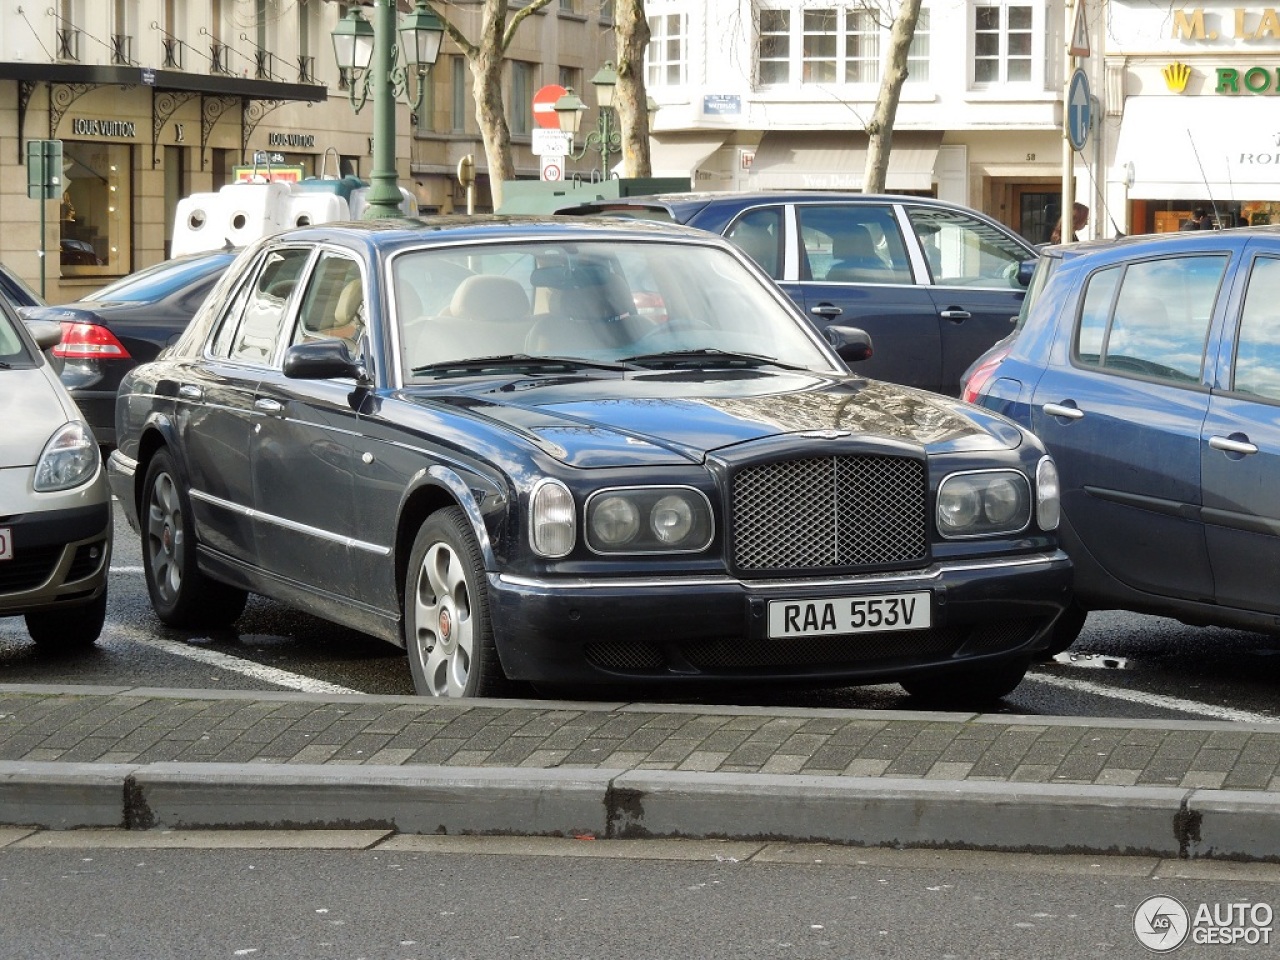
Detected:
left=1067, top=69, right=1091, bottom=151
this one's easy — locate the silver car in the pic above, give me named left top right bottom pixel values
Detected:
left=1, top=301, right=111, bottom=648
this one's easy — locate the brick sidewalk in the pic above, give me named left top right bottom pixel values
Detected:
left=3, top=686, right=1278, bottom=793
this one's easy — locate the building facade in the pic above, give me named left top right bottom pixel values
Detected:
left=640, top=0, right=1108, bottom=246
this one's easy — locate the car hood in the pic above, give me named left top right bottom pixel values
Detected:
left=416, top=370, right=1025, bottom=468
left=1, top=366, right=81, bottom=467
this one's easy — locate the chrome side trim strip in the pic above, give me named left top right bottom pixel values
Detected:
left=189, top=489, right=392, bottom=557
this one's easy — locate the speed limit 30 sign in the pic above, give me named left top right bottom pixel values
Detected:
left=540, top=155, right=564, bottom=181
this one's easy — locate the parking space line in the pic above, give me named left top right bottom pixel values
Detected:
left=1027, top=671, right=1276, bottom=723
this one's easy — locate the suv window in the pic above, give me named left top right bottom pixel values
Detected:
left=1075, top=255, right=1226, bottom=384
left=1233, top=255, right=1280, bottom=402
left=797, top=205, right=911, bottom=284
left=906, top=207, right=1029, bottom=288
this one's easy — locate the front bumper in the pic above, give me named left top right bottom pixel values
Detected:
left=0, top=500, right=112, bottom=616
left=489, top=550, right=1072, bottom=686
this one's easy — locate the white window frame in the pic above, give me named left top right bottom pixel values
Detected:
left=646, top=11, right=687, bottom=87
left=844, top=8, right=879, bottom=85
left=757, top=7, right=792, bottom=85
left=906, top=8, right=930, bottom=84
left=971, top=1, right=1040, bottom=87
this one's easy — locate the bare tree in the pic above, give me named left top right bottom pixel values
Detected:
left=427, top=0, right=556, bottom=209
left=862, top=0, right=924, bottom=194
left=612, top=0, right=652, bottom=177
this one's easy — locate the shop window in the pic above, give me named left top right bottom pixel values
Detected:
left=60, top=141, right=131, bottom=277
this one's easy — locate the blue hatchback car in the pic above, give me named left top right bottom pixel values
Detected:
left=963, top=226, right=1280, bottom=655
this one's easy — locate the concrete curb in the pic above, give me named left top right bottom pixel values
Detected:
left=4, top=760, right=1280, bottom=862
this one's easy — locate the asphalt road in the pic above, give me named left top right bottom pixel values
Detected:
left=2, top=834, right=1277, bottom=960
left=2, top=505, right=1278, bottom=723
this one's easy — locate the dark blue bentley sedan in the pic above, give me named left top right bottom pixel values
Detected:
left=108, top=216, right=1069, bottom=702
left=963, top=226, right=1280, bottom=655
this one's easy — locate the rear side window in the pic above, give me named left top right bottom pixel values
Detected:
left=1232, top=255, right=1280, bottom=401
left=797, top=205, right=911, bottom=284
left=1074, top=255, right=1226, bottom=384
left=906, top=206, right=1031, bottom=288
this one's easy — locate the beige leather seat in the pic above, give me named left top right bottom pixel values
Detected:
left=421, top=275, right=532, bottom=363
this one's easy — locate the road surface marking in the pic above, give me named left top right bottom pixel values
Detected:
left=1027, top=670, right=1275, bottom=723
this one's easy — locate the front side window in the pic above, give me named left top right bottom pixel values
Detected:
left=1231, top=255, right=1280, bottom=401
left=973, top=2, right=1033, bottom=84
left=725, top=207, right=785, bottom=279
left=1074, top=255, right=1226, bottom=384
left=292, top=253, right=365, bottom=348
left=907, top=206, right=1031, bottom=288
left=646, top=12, right=685, bottom=86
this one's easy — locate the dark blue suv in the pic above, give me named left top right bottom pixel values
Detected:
left=963, top=227, right=1280, bottom=655
left=559, top=192, right=1038, bottom=397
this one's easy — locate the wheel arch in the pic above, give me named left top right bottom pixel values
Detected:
left=132, top=416, right=184, bottom=519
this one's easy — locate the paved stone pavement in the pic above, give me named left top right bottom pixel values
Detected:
left=2, top=684, right=1279, bottom=861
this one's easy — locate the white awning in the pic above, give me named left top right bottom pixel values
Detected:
left=750, top=130, right=941, bottom=191
left=648, top=134, right=727, bottom=178
left=1116, top=96, right=1280, bottom=201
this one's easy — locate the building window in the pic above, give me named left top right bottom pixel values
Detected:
left=974, top=3, right=1033, bottom=84
left=60, top=142, right=131, bottom=278
left=559, top=65, right=581, bottom=93
left=451, top=56, right=468, bottom=132
left=906, top=8, right=930, bottom=83
left=757, top=9, right=791, bottom=85
left=802, top=9, right=837, bottom=83
left=844, top=9, right=879, bottom=84
left=415, top=67, right=436, bottom=133
left=510, top=61, right=534, bottom=136
left=646, top=12, right=685, bottom=87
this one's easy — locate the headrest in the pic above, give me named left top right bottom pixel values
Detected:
left=447, top=275, right=530, bottom=321
left=335, top=278, right=364, bottom=325
left=832, top=226, right=876, bottom=261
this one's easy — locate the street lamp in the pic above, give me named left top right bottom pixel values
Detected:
left=553, top=61, right=621, bottom=181
left=331, top=0, right=444, bottom=219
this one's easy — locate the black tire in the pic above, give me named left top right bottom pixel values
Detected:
left=1038, top=603, right=1088, bottom=660
left=900, top=656, right=1030, bottom=706
left=25, top=590, right=107, bottom=650
left=141, top=449, right=247, bottom=628
left=404, top=507, right=508, bottom=698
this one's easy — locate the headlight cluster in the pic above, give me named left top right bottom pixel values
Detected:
left=34, top=421, right=99, bottom=492
left=586, top=487, right=713, bottom=554
left=529, top=481, right=714, bottom=558
left=936, top=469, right=1031, bottom=538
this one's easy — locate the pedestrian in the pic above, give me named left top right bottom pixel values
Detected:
left=1049, top=202, right=1089, bottom=243
left=1180, top=207, right=1211, bottom=230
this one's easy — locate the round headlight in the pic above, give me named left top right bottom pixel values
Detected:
left=591, top=495, right=641, bottom=545
left=937, top=478, right=981, bottom=531
left=651, top=494, right=694, bottom=544
left=983, top=476, right=1022, bottom=525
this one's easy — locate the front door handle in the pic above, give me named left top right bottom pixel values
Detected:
left=1208, top=435, right=1258, bottom=456
left=177, top=384, right=202, bottom=401
left=254, top=398, right=284, bottom=414
left=939, top=309, right=972, bottom=322
left=810, top=303, right=843, bottom=318
left=1042, top=402, right=1084, bottom=420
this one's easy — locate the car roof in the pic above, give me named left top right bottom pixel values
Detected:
left=1041, top=223, right=1280, bottom=262
left=557, top=190, right=1008, bottom=218
left=267, top=213, right=739, bottom=253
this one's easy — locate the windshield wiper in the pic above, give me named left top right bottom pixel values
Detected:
left=619, top=348, right=808, bottom=371
left=412, top=354, right=634, bottom=376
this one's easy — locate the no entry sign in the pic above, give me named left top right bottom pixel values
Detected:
left=532, top=84, right=567, bottom=130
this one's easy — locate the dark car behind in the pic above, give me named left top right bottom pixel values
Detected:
left=22, top=250, right=236, bottom=447
left=558, top=192, right=1038, bottom=397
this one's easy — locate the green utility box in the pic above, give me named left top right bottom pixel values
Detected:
left=497, top=177, right=691, bottom=214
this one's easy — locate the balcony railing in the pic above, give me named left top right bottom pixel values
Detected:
left=297, top=55, right=316, bottom=84
left=254, top=49, right=274, bottom=80
left=209, top=42, right=231, bottom=75
left=56, top=27, right=81, bottom=62
left=111, top=33, right=133, bottom=66
left=162, top=37, right=183, bottom=69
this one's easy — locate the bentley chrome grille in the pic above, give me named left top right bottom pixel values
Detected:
left=732, top=455, right=928, bottom=572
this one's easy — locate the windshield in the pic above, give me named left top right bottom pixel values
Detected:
left=89, top=254, right=233, bottom=302
left=395, top=238, right=838, bottom=380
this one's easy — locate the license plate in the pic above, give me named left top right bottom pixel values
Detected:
left=0, top=527, right=10, bottom=561
left=768, top=592, right=931, bottom=639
